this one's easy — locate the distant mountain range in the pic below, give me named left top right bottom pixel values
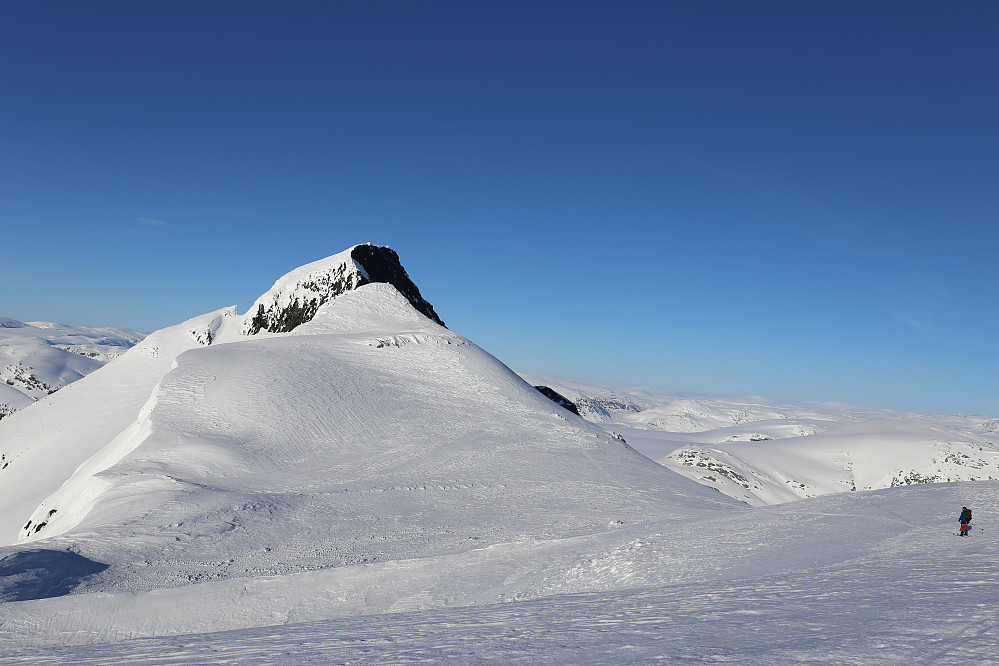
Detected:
left=518, top=372, right=999, bottom=506
left=0, top=318, right=144, bottom=419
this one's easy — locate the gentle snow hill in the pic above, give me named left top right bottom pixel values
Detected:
left=0, top=318, right=144, bottom=419
left=519, top=373, right=999, bottom=506
left=0, top=244, right=738, bottom=645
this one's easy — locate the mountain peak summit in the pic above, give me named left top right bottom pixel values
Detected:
left=244, top=244, right=444, bottom=335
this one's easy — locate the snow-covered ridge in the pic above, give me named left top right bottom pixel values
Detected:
left=0, top=307, right=237, bottom=544
left=243, top=243, right=444, bottom=335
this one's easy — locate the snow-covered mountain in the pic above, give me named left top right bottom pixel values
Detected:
left=0, top=244, right=736, bottom=641
left=520, top=373, right=999, bottom=506
left=2, top=246, right=997, bottom=663
left=0, top=318, right=144, bottom=420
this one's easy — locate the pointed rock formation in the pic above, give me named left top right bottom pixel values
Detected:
left=245, top=244, right=444, bottom=334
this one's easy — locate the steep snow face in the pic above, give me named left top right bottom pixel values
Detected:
left=0, top=319, right=144, bottom=420
left=243, top=244, right=444, bottom=334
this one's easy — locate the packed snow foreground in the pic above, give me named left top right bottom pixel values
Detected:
left=1, top=244, right=997, bottom=664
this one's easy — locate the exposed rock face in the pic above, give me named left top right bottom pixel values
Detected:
left=245, top=244, right=445, bottom=335
left=245, top=259, right=364, bottom=335
left=350, top=245, right=444, bottom=327
left=534, top=386, right=581, bottom=416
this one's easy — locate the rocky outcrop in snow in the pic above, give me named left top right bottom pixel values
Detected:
left=534, top=386, right=581, bottom=416
left=244, top=244, right=444, bottom=335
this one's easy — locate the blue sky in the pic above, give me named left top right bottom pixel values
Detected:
left=2, top=2, right=997, bottom=416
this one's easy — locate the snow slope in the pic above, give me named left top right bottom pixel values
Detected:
left=522, top=373, right=999, bottom=506
left=0, top=318, right=144, bottom=419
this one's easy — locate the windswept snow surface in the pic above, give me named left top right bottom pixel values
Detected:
left=521, top=373, right=999, bottom=506
left=2, top=483, right=997, bottom=664
left=0, top=307, right=240, bottom=546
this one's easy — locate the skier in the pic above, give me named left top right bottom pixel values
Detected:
left=959, top=506, right=972, bottom=536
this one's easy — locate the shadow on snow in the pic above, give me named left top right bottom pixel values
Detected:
left=0, top=549, right=108, bottom=602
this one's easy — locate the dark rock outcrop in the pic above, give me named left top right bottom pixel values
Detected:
left=534, top=386, right=581, bottom=416
left=351, top=245, right=445, bottom=328
left=246, top=244, right=445, bottom=335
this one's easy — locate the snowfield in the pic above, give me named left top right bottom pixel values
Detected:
left=1, top=246, right=996, bottom=664
left=4, top=483, right=997, bottom=664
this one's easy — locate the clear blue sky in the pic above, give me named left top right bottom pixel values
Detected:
left=2, top=2, right=997, bottom=416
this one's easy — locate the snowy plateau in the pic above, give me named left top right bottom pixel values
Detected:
left=1, top=244, right=997, bottom=665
